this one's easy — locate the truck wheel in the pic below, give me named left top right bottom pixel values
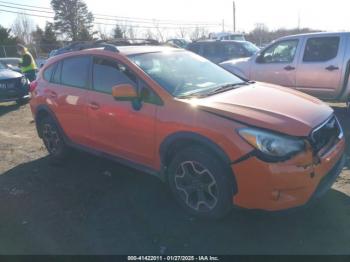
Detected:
left=167, top=146, right=234, bottom=219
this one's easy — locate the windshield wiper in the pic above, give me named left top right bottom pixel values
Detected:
left=176, top=82, right=252, bottom=99
left=176, top=92, right=207, bottom=99
left=205, top=82, right=250, bottom=96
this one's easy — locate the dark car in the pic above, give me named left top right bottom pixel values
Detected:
left=166, top=38, right=190, bottom=48
left=0, top=62, right=30, bottom=104
left=187, top=40, right=259, bottom=64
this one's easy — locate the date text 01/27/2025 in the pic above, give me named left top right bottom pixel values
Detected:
left=127, top=256, right=220, bottom=261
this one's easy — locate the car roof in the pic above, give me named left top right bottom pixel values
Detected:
left=279, top=31, right=350, bottom=40
left=105, top=45, right=180, bottom=56
left=190, top=40, right=248, bottom=45
left=43, top=45, right=183, bottom=65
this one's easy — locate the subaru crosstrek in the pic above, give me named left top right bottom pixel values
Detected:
left=29, top=44, right=345, bottom=219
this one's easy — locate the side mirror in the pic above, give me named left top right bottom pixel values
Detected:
left=112, top=84, right=138, bottom=101
left=256, top=53, right=264, bottom=63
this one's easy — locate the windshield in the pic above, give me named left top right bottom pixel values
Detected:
left=241, top=42, right=260, bottom=56
left=129, top=51, right=245, bottom=97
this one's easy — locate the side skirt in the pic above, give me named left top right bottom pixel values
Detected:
left=66, top=140, right=164, bottom=182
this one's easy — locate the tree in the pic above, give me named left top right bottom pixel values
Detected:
left=245, top=24, right=321, bottom=46
left=11, top=14, right=34, bottom=44
left=51, top=0, right=95, bottom=41
left=43, top=23, right=58, bottom=46
left=42, top=22, right=59, bottom=52
left=0, top=25, right=18, bottom=57
left=177, top=27, right=189, bottom=39
left=190, top=26, right=208, bottom=41
left=30, top=23, right=59, bottom=54
left=97, top=25, right=110, bottom=40
left=32, top=26, right=44, bottom=47
left=0, top=26, right=17, bottom=45
left=113, top=24, right=124, bottom=39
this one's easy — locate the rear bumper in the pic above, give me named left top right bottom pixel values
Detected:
left=231, top=138, right=345, bottom=211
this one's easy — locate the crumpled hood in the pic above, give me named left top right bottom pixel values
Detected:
left=0, top=69, right=22, bottom=80
left=192, top=82, right=333, bottom=137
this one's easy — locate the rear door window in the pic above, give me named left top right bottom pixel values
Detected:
left=92, top=57, right=136, bottom=94
left=61, top=56, right=90, bottom=89
left=303, top=37, right=340, bottom=62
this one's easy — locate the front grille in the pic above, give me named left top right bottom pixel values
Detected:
left=0, top=78, right=21, bottom=90
left=310, top=115, right=343, bottom=152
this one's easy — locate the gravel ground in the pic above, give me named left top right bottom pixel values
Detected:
left=0, top=102, right=349, bottom=255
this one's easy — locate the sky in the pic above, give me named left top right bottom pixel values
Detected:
left=0, top=0, right=349, bottom=37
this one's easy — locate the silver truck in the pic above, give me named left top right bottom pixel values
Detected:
left=220, top=32, right=350, bottom=103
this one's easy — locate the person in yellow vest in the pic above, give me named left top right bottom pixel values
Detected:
left=17, top=44, right=37, bottom=82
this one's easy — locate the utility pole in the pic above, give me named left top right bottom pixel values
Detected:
left=222, top=19, right=225, bottom=32
left=233, top=1, right=236, bottom=32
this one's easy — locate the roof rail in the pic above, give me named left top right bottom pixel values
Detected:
left=54, top=40, right=119, bottom=56
left=104, top=38, right=160, bottom=46
left=53, top=38, right=161, bottom=57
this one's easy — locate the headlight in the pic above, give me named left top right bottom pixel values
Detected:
left=21, top=77, right=28, bottom=86
left=238, top=128, right=305, bottom=161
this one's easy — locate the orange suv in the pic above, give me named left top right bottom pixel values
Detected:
left=29, top=41, right=345, bottom=219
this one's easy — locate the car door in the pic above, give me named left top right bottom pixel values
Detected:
left=87, top=56, right=158, bottom=167
left=296, top=35, right=344, bottom=99
left=250, top=39, right=300, bottom=87
left=45, top=56, right=90, bottom=145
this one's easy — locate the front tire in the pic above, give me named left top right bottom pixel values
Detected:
left=39, top=116, right=70, bottom=162
left=167, top=146, right=234, bottom=219
left=16, top=97, right=28, bottom=105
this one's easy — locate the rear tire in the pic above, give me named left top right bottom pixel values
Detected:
left=39, top=116, right=70, bottom=163
left=167, top=146, right=234, bottom=219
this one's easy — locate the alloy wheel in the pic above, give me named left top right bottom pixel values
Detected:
left=42, top=123, right=60, bottom=154
left=174, top=161, right=218, bottom=212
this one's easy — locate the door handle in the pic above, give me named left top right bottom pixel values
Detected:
left=325, top=65, right=339, bottom=71
left=284, top=65, right=295, bottom=71
left=89, top=102, right=100, bottom=110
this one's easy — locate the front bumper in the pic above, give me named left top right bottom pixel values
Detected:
left=231, top=137, right=346, bottom=211
left=0, top=86, right=29, bottom=102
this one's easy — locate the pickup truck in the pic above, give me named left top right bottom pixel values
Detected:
left=220, top=32, right=350, bottom=103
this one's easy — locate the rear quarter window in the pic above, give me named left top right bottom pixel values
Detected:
left=52, top=62, right=62, bottom=84
left=43, top=64, right=55, bottom=81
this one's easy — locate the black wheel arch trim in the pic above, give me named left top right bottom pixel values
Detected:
left=160, top=131, right=232, bottom=166
left=34, top=105, right=69, bottom=142
left=160, top=131, right=238, bottom=195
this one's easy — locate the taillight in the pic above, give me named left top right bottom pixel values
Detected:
left=29, top=81, right=38, bottom=92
